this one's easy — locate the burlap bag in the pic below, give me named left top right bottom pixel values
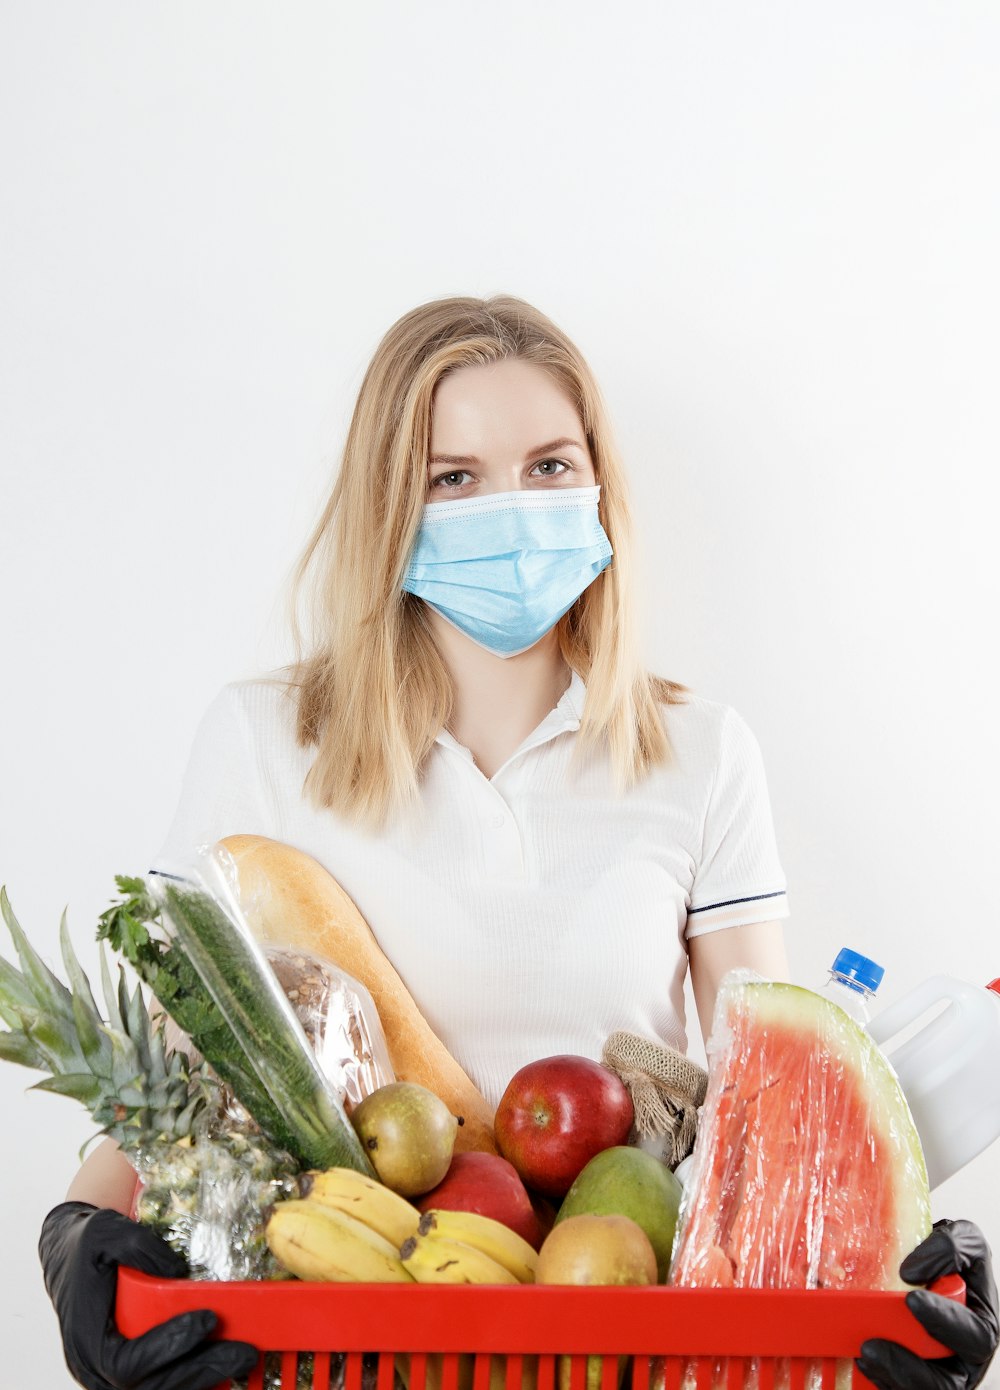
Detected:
left=601, top=1031, right=708, bottom=1169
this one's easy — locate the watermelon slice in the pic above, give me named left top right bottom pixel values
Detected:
left=669, top=973, right=930, bottom=1291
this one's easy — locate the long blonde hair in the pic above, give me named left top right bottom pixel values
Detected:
left=279, top=294, right=690, bottom=834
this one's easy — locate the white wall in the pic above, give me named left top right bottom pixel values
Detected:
left=2, top=3, right=997, bottom=1385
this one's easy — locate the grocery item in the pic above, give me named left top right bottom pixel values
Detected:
left=554, top=1145, right=682, bottom=1283
left=537, top=1213, right=657, bottom=1390
left=494, top=1054, right=634, bottom=1198
left=665, top=969, right=931, bottom=1390
left=399, top=1231, right=520, bottom=1284
left=217, top=834, right=498, bottom=1154
left=265, top=945, right=394, bottom=1109
left=0, top=885, right=209, bottom=1152
left=0, top=884, right=300, bottom=1278
left=868, top=973, right=1000, bottom=1189
left=350, top=1081, right=461, bottom=1195
left=537, top=1211, right=658, bottom=1286
left=101, top=856, right=374, bottom=1176
left=415, top=1150, right=543, bottom=1248
left=819, top=946, right=884, bottom=1024
left=264, top=1198, right=414, bottom=1283
left=670, top=971, right=930, bottom=1290
left=297, top=1166, right=422, bottom=1247
left=601, top=1030, right=707, bottom=1169
left=416, top=1209, right=538, bottom=1282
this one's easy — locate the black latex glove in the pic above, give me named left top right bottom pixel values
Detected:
left=39, top=1200, right=259, bottom=1390
left=856, top=1218, right=999, bottom=1390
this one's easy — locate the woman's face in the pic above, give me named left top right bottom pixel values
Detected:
left=426, top=359, right=596, bottom=503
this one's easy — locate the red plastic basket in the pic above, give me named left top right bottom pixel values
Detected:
left=116, top=1267, right=965, bottom=1390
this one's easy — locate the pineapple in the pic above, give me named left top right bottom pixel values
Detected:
left=0, top=885, right=297, bottom=1278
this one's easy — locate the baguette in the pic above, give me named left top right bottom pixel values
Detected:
left=216, top=833, right=497, bottom=1155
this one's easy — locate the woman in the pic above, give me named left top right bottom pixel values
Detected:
left=39, top=296, right=997, bottom=1390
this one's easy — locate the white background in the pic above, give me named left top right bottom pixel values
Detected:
left=2, top=3, right=998, bottom=1385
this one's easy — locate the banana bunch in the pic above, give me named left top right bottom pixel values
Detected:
left=265, top=1166, right=421, bottom=1282
left=400, top=1208, right=538, bottom=1285
left=265, top=1165, right=539, bottom=1287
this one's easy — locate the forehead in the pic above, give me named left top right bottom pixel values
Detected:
left=429, top=361, right=583, bottom=451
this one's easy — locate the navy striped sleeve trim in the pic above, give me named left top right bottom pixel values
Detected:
left=688, top=889, right=787, bottom=915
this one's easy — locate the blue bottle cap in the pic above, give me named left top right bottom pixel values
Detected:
left=831, top=947, right=885, bottom=995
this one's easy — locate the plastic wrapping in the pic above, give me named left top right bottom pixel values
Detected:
left=129, top=844, right=396, bottom=1279
left=131, top=1086, right=299, bottom=1280
left=661, top=967, right=932, bottom=1390
left=264, top=944, right=394, bottom=1110
left=146, top=842, right=376, bottom=1176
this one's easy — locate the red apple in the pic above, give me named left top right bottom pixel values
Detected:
left=494, top=1055, right=635, bottom=1199
left=414, top=1150, right=543, bottom=1249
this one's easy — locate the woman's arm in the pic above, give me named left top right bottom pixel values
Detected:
left=688, top=919, right=790, bottom=1049
left=65, top=1137, right=139, bottom=1215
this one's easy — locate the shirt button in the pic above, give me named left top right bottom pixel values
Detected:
left=490, top=812, right=506, bottom=828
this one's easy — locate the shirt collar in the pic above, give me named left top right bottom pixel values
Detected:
left=434, top=667, right=586, bottom=766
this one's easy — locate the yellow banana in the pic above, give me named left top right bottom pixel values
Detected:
left=299, top=1166, right=422, bottom=1247
left=265, top=1198, right=414, bottom=1283
left=400, top=1231, right=521, bottom=1285
left=417, top=1209, right=537, bottom=1283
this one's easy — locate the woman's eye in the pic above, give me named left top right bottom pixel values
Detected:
left=430, top=470, right=471, bottom=489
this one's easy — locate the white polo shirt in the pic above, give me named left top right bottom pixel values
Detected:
left=150, top=668, right=789, bottom=1109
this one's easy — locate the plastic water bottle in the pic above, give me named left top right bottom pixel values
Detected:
left=819, top=947, right=885, bottom=1025
left=867, top=975, right=1000, bottom=1189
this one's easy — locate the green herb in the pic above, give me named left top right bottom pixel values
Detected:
left=100, top=872, right=375, bottom=1176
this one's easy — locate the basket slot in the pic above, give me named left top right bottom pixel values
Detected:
left=245, top=1356, right=266, bottom=1389
left=379, top=1353, right=399, bottom=1390
left=440, top=1350, right=464, bottom=1390
left=473, top=1353, right=492, bottom=1390
left=652, top=1357, right=681, bottom=1390
left=343, top=1351, right=365, bottom=1390
left=537, top=1353, right=557, bottom=1390
left=313, top=1350, right=333, bottom=1390
left=630, top=1356, right=651, bottom=1390
left=506, top=1353, right=525, bottom=1390
left=600, top=1354, right=621, bottom=1390
left=566, top=1355, right=587, bottom=1390
left=340, top=1345, right=364, bottom=1390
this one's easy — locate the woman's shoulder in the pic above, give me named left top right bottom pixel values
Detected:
left=205, top=665, right=303, bottom=744
left=651, top=678, right=761, bottom=770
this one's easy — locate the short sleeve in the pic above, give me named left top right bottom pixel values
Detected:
left=685, top=706, right=789, bottom=938
left=149, top=683, right=272, bottom=876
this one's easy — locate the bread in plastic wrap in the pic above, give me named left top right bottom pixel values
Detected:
left=264, top=943, right=394, bottom=1110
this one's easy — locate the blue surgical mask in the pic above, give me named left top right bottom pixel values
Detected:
left=401, top=484, right=613, bottom=658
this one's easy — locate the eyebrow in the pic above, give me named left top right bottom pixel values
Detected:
left=427, top=437, right=586, bottom=468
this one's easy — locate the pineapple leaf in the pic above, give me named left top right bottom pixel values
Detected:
left=99, top=945, right=124, bottom=1029
left=0, top=887, right=75, bottom=1019
left=23, top=1010, right=85, bottom=1073
left=30, top=1072, right=98, bottom=1102
left=0, top=1029, right=44, bottom=1068
left=125, top=977, right=151, bottom=1070
left=0, top=946, right=38, bottom=1027
left=58, top=913, right=107, bottom=1066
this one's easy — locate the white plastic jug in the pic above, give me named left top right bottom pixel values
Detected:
left=866, top=975, right=1000, bottom=1190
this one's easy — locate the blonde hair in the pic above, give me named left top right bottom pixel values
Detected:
left=279, top=294, right=690, bottom=834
